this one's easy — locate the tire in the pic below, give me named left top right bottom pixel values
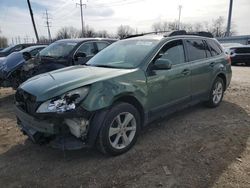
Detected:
left=97, top=102, right=141, bottom=156
left=206, top=77, right=225, bottom=108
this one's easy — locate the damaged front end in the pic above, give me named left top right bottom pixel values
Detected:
left=0, top=54, right=39, bottom=89
left=15, top=88, right=95, bottom=150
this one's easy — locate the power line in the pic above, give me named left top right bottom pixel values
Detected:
left=76, top=0, right=87, bottom=37
left=87, top=0, right=146, bottom=9
left=44, top=9, right=52, bottom=41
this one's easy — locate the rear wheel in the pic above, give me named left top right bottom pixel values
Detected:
left=97, top=102, right=140, bottom=155
left=206, top=77, right=225, bottom=108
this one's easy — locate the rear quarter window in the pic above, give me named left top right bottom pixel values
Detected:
left=207, top=40, right=223, bottom=56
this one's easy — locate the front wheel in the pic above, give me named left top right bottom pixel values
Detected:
left=97, top=102, right=141, bottom=155
left=206, top=77, right=225, bottom=108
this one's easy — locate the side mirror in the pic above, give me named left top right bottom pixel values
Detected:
left=153, top=58, right=172, bottom=70
left=74, top=52, right=86, bottom=60
left=22, top=52, right=32, bottom=61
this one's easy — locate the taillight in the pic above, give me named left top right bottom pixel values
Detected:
left=226, top=55, right=231, bottom=64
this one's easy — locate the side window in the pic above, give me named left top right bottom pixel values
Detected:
left=96, top=42, right=109, bottom=52
left=76, top=42, right=96, bottom=56
left=203, top=40, right=212, bottom=58
left=207, top=40, right=222, bottom=56
left=186, top=39, right=207, bottom=61
left=155, top=40, right=185, bottom=65
left=30, top=48, right=41, bottom=56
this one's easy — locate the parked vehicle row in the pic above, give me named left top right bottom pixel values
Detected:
left=14, top=31, right=232, bottom=155
left=0, top=38, right=116, bottom=89
left=0, top=43, right=45, bottom=57
left=0, top=45, right=47, bottom=88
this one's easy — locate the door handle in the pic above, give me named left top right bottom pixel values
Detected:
left=209, top=62, right=215, bottom=67
left=181, top=69, right=191, bottom=76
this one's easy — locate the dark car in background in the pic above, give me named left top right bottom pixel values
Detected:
left=31, top=38, right=117, bottom=75
left=0, top=45, right=47, bottom=89
left=0, top=38, right=116, bottom=89
left=0, top=43, right=45, bottom=57
left=221, top=43, right=250, bottom=65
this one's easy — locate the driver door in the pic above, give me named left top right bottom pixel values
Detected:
left=147, top=39, right=191, bottom=117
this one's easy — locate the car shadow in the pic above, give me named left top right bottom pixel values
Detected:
left=0, top=101, right=249, bottom=188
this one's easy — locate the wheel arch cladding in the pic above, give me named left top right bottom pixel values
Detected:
left=217, top=73, right=227, bottom=90
left=113, top=95, right=145, bottom=127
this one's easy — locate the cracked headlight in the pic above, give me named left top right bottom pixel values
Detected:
left=36, top=87, right=89, bottom=113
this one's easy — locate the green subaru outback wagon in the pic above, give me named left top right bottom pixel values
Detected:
left=15, top=31, right=232, bottom=155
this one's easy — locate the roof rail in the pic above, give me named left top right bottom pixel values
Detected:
left=186, top=31, right=213, bottom=38
left=163, top=30, right=187, bottom=37
left=124, top=31, right=168, bottom=39
left=124, top=30, right=213, bottom=39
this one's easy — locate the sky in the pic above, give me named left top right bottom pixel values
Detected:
left=0, top=0, right=249, bottom=44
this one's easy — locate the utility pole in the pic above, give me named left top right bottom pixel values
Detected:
left=226, top=0, right=233, bottom=37
left=178, top=5, right=182, bottom=30
left=76, top=0, right=87, bottom=37
left=44, top=10, right=52, bottom=42
left=27, top=0, right=39, bottom=42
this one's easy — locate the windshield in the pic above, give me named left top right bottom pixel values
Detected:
left=87, top=39, right=159, bottom=68
left=39, top=41, right=77, bottom=58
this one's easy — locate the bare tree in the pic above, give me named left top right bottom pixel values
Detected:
left=83, top=25, right=96, bottom=37
left=117, top=25, right=134, bottom=39
left=0, top=37, right=7, bottom=48
left=151, top=17, right=237, bottom=37
left=0, top=28, right=8, bottom=48
left=96, top=30, right=109, bottom=38
left=56, top=26, right=80, bottom=39
left=152, top=22, right=162, bottom=32
left=39, top=36, right=52, bottom=44
left=210, top=16, right=225, bottom=37
left=152, top=21, right=169, bottom=32
left=152, top=21, right=179, bottom=32
left=168, top=21, right=179, bottom=30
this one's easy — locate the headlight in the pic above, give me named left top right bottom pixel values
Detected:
left=36, top=87, right=89, bottom=113
left=229, top=49, right=235, bottom=56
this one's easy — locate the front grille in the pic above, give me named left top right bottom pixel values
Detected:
left=15, top=89, right=40, bottom=115
left=234, top=48, right=250, bottom=54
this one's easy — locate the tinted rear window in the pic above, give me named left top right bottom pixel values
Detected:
left=186, top=39, right=207, bottom=61
left=207, top=40, right=223, bottom=56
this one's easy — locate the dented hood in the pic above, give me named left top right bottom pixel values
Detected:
left=20, top=65, right=135, bottom=101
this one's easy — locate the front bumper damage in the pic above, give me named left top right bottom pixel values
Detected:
left=15, top=106, right=93, bottom=150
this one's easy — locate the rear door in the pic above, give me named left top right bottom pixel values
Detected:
left=184, top=38, right=213, bottom=99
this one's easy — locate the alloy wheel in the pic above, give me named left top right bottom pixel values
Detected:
left=108, top=112, right=136, bottom=150
left=212, top=81, right=223, bottom=104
